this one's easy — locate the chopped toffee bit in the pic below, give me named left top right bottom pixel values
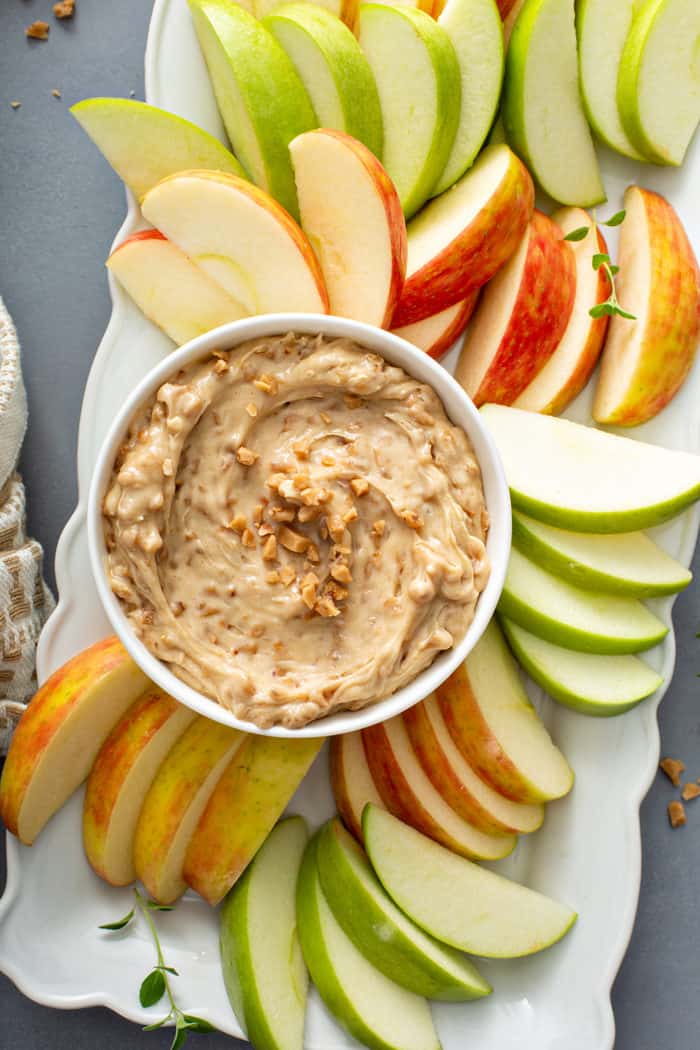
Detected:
left=278, top=525, right=310, bottom=554
left=402, top=510, right=424, bottom=530
left=258, top=523, right=274, bottom=537
left=214, top=358, right=229, bottom=375
left=324, top=580, right=348, bottom=602
left=162, top=458, right=174, bottom=477
left=253, top=503, right=264, bottom=525
left=245, top=402, right=258, bottom=418
left=330, top=562, right=352, bottom=584
left=253, top=373, right=278, bottom=395
left=26, top=21, right=50, bottom=40
left=321, top=455, right=335, bottom=467
left=268, top=504, right=296, bottom=524
left=53, top=0, right=76, bottom=17
left=266, top=569, right=280, bottom=584
left=372, top=519, right=386, bottom=538
left=660, top=757, right=686, bottom=787
left=241, top=528, right=256, bottom=548
left=350, top=477, right=369, bottom=497
left=261, top=534, right=278, bottom=561
left=327, top=515, right=346, bottom=543
left=279, top=564, right=296, bottom=587
left=300, top=572, right=319, bottom=609
left=10, top=101, right=21, bottom=110
left=343, top=507, right=359, bottom=525
left=228, top=513, right=247, bottom=534
left=236, top=446, right=259, bottom=466
left=293, top=443, right=309, bottom=460
left=52, top=88, right=62, bottom=99
left=681, top=782, right=700, bottom=802
left=298, top=505, right=321, bottom=524
left=668, top=800, right=687, bottom=829
left=315, top=595, right=340, bottom=618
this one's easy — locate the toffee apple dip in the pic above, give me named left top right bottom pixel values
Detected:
left=103, top=333, right=490, bottom=729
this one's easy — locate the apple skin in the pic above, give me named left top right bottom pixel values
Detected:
left=593, top=186, right=700, bottom=426
left=496, top=0, right=519, bottom=15
left=0, top=636, right=149, bottom=845
left=329, top=731, right=384, bottom=842
left=183, top=735, right=322, bottom=906
left=391, top=145, right=534, bottom=328
left=392, top=291, right=479, bottom=359
left=455, top=209, right=577, bottom=406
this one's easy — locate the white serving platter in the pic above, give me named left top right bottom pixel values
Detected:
left=1, top=0, right=699, bottom=1047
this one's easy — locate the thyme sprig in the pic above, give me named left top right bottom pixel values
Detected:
left=563, top=210, right=636, bottom=322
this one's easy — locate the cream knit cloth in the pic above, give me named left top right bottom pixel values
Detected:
left=0, top=298, right=55, bottom=753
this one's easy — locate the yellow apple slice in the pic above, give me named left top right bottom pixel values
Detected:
left=107, top=230, right=249, bottom=345
left=184, top=735, right=323, bottom=906
left=141, top=170, right=329, bottom=315
left=330, top=731, right=385, bottom=841
left=392, top=292, right=478, bottom=360
left=289, top=128, right=406, bottom=327
left=82, top=687, right=197, bottom=886
left=593, top=186, right=700, bottom=426
left=0, top=637, right=149, bottom=846
left=133, top=717, right=245, bottom=904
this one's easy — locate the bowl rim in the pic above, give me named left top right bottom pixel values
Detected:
left=87, top=313, right=511, bottom=737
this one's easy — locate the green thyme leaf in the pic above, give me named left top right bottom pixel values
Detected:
left=140, top=969, right=167, bottom=1008
left=143, top=1018, right=170, bottom=1032
left=99, top=909, right=134, bottom=931
left=603, top=210, right=626, bottom=226
left=592, top=252, right=610, bottom=270
left=612, top=305, right=637, bottom=320
left=171, top=1026, right=190, bottom=1050
left=146, top=901, right=175, bottom=912
left=563, top=225, right=589, bottom=242
left=590, top=303, right=613, bottom=319
left=182, top=1015, right=216, bottom=1033
left=156, top=965, right=180, bottom=976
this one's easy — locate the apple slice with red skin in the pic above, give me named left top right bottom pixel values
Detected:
left=514, top=207, right=610, bottom=415
left=455, top=209, right=576, bottom=406
left=0, top=637, right=149, bottom=845
left=593, top=186, right=700, bottom=427
left=330, top=731, right=385, bottom=841
left=392, top=291, right=479, bottom=360
left=495, top=0, right=520, bottom=16
left=391, top=144, right=534, bottom=328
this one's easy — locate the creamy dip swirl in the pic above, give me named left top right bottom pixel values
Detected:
left=103, top=334, right=490, bottom=729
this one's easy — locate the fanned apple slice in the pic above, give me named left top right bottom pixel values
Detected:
left=107, top=231, right=249, bottom=344
left=593, top=186, right=700, bottom=426
left=392, top=144, right=533, bottom=328
left=330, top=731, right=385, bottom=841
left=392, top=292, right=478, bottom=360
left=289, top=129, right=406, bottom=327
left=514, top=207, right=610, bottom=415
left=455, top=210, right=576, bottom=405
left=141, top=170, right=329, bottom=315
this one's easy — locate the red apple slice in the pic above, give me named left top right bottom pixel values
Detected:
left=593, top=186, right=700, bottom=426
left=107, top=230, right=249, bottom=345
left=140, top=169, right=330, bottom=315
left=392, top=291, right=479, bottom=360
left=362, top=717, right=516, bottom=860
left=514, top=207, right=610, bottom=415
left=391, top=144, right=533, bottom=328
left=454, top=209, right=576, bottom=406
left=330, top=731, right=385, bottom=841
left=289, top=129, right=407, bottom=328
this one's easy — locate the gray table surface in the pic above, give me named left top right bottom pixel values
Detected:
left=1, top=2, right=699, bottom=1048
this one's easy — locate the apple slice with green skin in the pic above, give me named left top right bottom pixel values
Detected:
left=436, top=620, right=574, bottom=803
left=513, top=207, right=610, bottom=415
left=188, top=0, right=317, bottom=219
left=455, top=209, right=576, bottom=406
left=141, top=170, right=329, bottom=315
left=70, top=98, right=245, bottom=201
left=316, top=818, right=491, bottom=1001
left=296, top=834, right=440, bottom=1050
left=403, top=694, right=544, bottom=834
left=83, top=687, right=196, bottom=887
left=499, top=547, right=668, bottom=654
left=503, top=0, right=605, bottom=206
left=362, top=716, right=517, bottom=860
left=264, top=4, right=382, bottom=157
left=392, top=144, right=533, bottom=328
left=289, top=129, right=406, bottom=327
left=363, top=804, right=577, bottom=958
left=184, top=735, right=322, bottom=906
left=255, top=0, right=359, bottom=24
left=500, top=617, right=663, bottom=716
left=107, top=231, right=249, bottom=345
left=133, top=717, right=244, bottom=904
left=593, top=186, right=700, bottom=427
left=480, top=403, right=700, bottom=531
left=330, top=731, right=385, bottom=841
left=511, top=511, right=692, bottom=597
left=0, top=637, right=149, bottom=846
left=358, top=4, right=461, bottom=219
left=431, top=0, right=504, bottom=196
left=618, top=0, right=700, bottom=166
left=392, top=292, right=478, bottom=360
left=575, top=0, right=646, bottom=161
left=220, top=816, right=309, bottom=1050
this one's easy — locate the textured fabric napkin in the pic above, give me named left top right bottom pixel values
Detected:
left=0, top=297, right=55, bottom=753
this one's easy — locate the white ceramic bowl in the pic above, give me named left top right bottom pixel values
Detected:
left=87, top=314, right=511, bottom=737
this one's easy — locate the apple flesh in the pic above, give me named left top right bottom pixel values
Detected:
left=391, top=144, right=534, bottom=328
left=455, top=209, right=576, bottom=406
left=184, top=735, right=322, bottom=905
left=392, top=292, right=478, bottom=360
left=329, top=731, right=385, bottom=841
left=141, top=170, right=329, bottom=315
left=289, top=129, right=406, bottom=328
left=107, top=230, right=249, bottom=344
left=0, top=636, right=149, bottom=845
left=436, top=619, right=574, bottom=803
left=593, top=186, right=700, bottom=426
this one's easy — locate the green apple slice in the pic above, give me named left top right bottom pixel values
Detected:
left=479, top=404, right=700, bottom=531
left=500, top=617, right=663, bottom=716
left=511, top=511, right=692, bottom=597
left=220, top=816, right=309, bottom=1050
left=71, top=98, right=245, bottom=201
left=575, top=0, right=646, bottom=161
left=296, top=835, right=440, bottom=1050
left=617, top=0, right=700, bottom=166
left=363, top=805, right=577, bottom=958
left=499, top=548, right=668, bottom=654
left=188, top=0, right=317, bottom=218
left=316, top=818, right=491, bottom=1001
left=431, top=0, right=504, bottom=195
left=502, top=0, right=605, bottom=206
left=263, top=3, right=383, bottom=157
left=358, top=3, right=461, bottom=218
